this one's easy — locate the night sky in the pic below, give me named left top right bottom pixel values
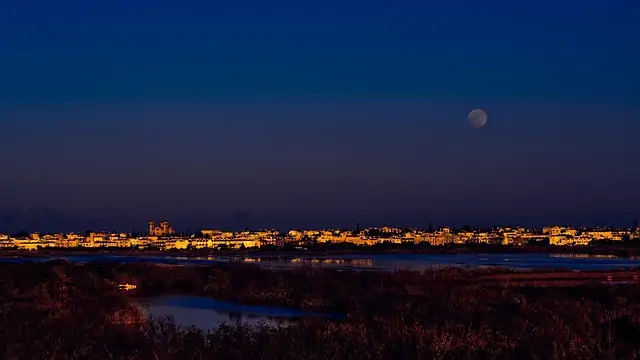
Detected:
left=1, top=1, right=639, bottom=232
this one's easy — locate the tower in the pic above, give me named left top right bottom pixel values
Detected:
left=161, top=221, right=169, bottom=235
left=149, top=221, right=155, bottom=235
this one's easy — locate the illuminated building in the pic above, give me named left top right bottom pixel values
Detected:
left=148, top=220, right=174, bottom=236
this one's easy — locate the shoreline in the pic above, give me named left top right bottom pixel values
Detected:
left=4, top=243, right=640, bottom=259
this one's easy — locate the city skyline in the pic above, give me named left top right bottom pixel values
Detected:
left=0, top=207, right=638, bottom=234
left=2, top=221, right=639, bottom=251
left=1, top=1, right=639, bottom=227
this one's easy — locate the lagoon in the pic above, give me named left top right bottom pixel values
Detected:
left=2, top=253, right=640, bottom=271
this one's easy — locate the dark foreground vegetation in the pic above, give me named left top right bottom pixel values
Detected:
left=1, top=261, right=640, bottom=359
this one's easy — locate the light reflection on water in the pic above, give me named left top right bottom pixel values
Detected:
left=550, top=253, right=620, bottom=259
left=4, top=253, right=640, bottom=271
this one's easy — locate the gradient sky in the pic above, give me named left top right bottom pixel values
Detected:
left=1, top=1, right=639, bottom=231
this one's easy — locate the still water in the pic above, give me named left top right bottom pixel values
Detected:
left=3, top=253, right=640, bottom=271
left=139, top=295, right=336, bottom=331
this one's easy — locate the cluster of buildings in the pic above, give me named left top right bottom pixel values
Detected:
left=0, top=221, right=271, bottom=251
left=297, top=226, right=639, bottom=247
left=0, top=221, right=638, bottom=251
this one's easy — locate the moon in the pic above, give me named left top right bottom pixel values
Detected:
left=468, top=109, right=487, bottom=128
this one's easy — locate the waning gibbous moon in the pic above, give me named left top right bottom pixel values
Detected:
left=468, top=109, right=487, bottom=128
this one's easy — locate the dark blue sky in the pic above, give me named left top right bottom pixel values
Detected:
left=1, top=1, right=639, bottom=231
